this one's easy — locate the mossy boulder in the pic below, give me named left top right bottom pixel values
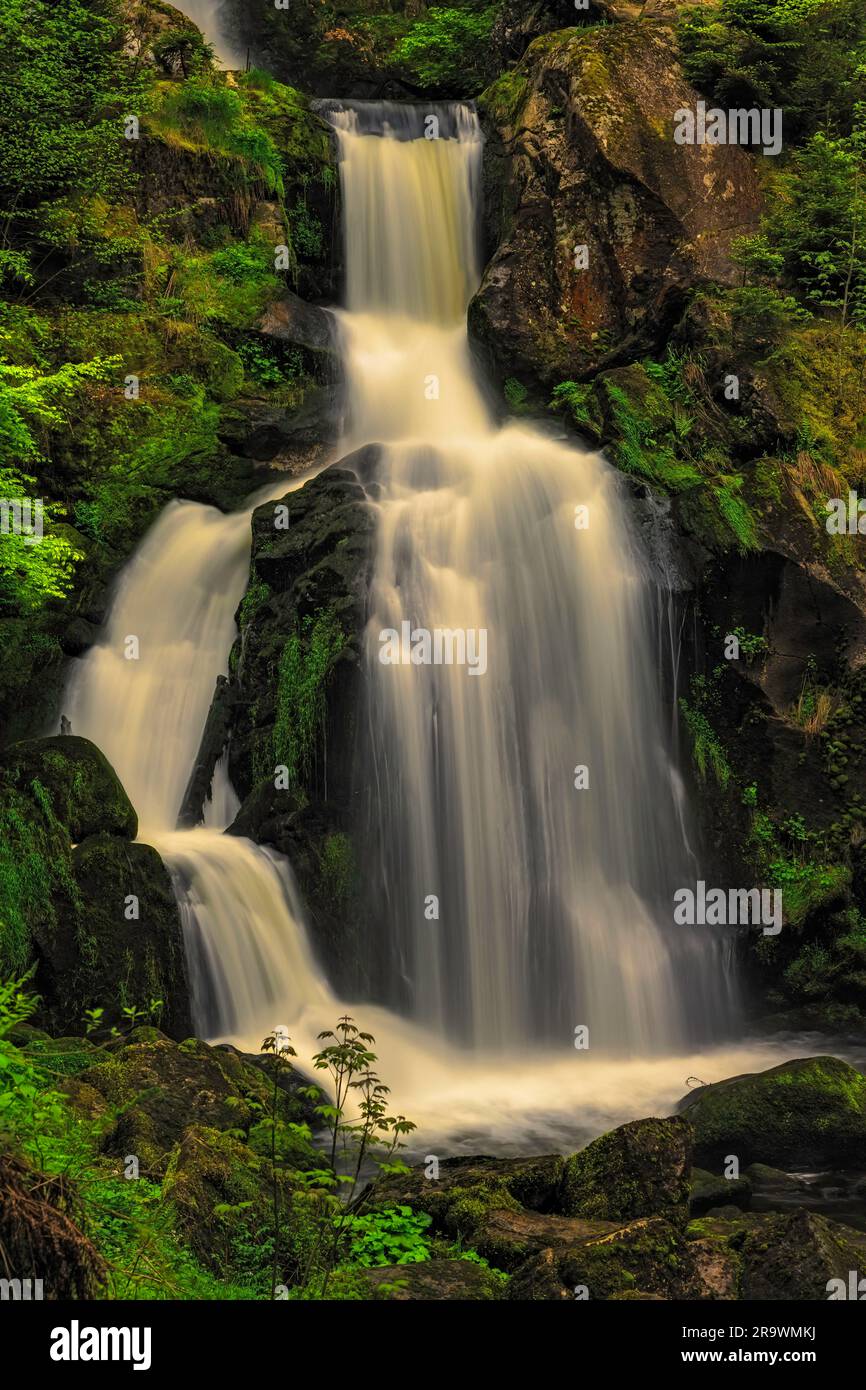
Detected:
left=680, top=1056, right=866, bottom=1170
left=366, top=1154, right=566, bottom=1249
left=739, top=1211, right=866, bottom=1300
left=74, top=1031, right=317, bottom=1176
left=58, top=834, right=189, bottom=1037
left=558, top=1117, right=693, bottom=1226
left=359, top=1259, right=507, bottom=1301
left=508, top=1215, right=709, bottom=1301
left=472, top=1205, right=619, bottom=1273
left=0, top=736, right=137, bottom=841
left=162, top=1123, right=303, bottom=1280
left=0, top=737, right=192, bottom=1036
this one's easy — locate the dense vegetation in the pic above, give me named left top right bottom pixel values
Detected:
left=0, top=0, right=335, bottom=739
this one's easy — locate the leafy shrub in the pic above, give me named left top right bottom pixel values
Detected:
left=391, top=6, right=496, bottom=93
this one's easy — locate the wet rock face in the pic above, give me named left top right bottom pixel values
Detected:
left=471, top=22, right=761, bottom=394
left=225, top=455, right=377, bottom=982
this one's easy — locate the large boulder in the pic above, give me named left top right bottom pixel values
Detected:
left=33, top=833, right=191, bottom=1040
left=0, top=736, right=190, bottom=1038
left=471, top=22, right=761, bottom=395
left=0, top=735, right=137, bottom=841
left=73, top=1030, right=318, bottom=1176
left=679, top=1056, right=866, bottom=1170
left=508, top=1213, right=732, bottom=1300
left=558, top=1116, right=693, bottom=1225
left=688, top=1208, right=866, bottom=1301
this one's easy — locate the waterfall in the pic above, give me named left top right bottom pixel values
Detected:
left=329, top=102, right=736, bottom=1052
left=58, top=100, right=765, bottom=1152
left=63, top=479, right=329, bottom=1043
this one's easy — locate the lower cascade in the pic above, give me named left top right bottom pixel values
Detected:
left=64, top=100, right=755, bottom=1146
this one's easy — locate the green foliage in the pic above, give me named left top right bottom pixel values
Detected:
left=602, top=378, right=702, bottom=490
left=390, top=6, right=496, bottom=93
left=0, top=780, right=81, bottom=976
left=152, top=27, right=214, bottom=79
left=0, top=357, right=119, bottom=608
left=678, top=0, right=866, bottom=143
left=741, top=125, right=866, bottom=326
left=550, top=380, right=599, bottom=432
left=273, top=608, right=346, bottom=792
left=0, top=0, right=134, bottom=209
left=238, top=579, right=270, bottom=630
left=732, top=626, right=769, bottom=662
left=340, top=1205, right=433, bottom=1267
left=149, top=77, right=285, bottom=195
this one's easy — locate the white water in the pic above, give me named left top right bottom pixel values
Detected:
left=60, top=101, right=840, bottom=1153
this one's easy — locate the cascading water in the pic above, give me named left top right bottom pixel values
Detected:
left=63, top=481, right=333, bottom=1043
left=329, top=102, right=735, bottom=1052
left=60, top=97, right=821, bottom=1154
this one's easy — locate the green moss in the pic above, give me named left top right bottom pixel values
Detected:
left=238, top=579, right=270, bottom=630
left=318, top=832, right=355, bottom=908
left=478, top=69, right=530, bottom=126
left=273, top=608, right=347, bottom=791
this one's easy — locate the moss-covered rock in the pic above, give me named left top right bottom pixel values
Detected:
left=366, top=1153, right=566, bottom=1250
left=225, top=454, right=376, bottom=981
left=509, top=1215, right=708, bottom=1300
left=558, top=1117, right=693, bottom=1226
left=58, top=834, right=189, bottom=1038
left=358, top=1257, right=507, bottom=1300
left=739, top=1210, right=866, bottom=1301
left=680, top=1056, right=866, bottom=1170
left=162, top=1122, right=304, bottom=1280
left=473, top=1205, right=618, bottom=1273
left=74, top=1031, right=317, bottom=1176
left=0, top=736, right=137, bottom=841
